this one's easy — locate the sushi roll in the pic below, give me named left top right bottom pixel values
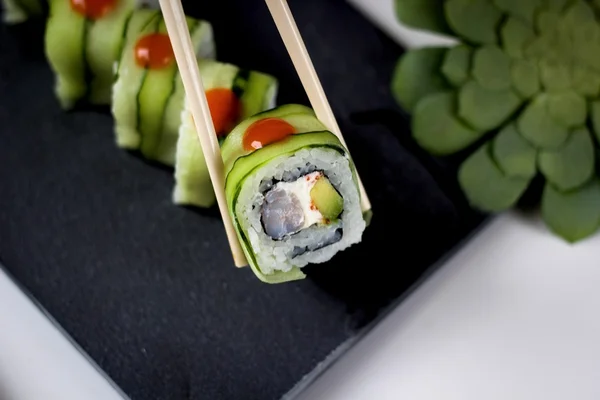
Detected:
left=2, top=0, right=43, bottom=24
left=173, top=59, right=277, bottom=208
left=44, top=0, right=142, bottom=108
left=221, top=104, right=367, bottom=283
left=112, top=11, right=215, bottom=164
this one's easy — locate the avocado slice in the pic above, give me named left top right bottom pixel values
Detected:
left=310, top=177, right=343, bottom=221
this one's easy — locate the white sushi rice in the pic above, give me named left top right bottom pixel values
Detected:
left=235, top=147, right=366, bottom=275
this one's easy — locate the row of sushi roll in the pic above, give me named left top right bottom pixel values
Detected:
left=1, top=0, right=43, bottom=23
left=2, top=0, right=368, bottom=283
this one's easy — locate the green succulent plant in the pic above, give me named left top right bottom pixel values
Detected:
left=392, top=0, right=600, bottom=242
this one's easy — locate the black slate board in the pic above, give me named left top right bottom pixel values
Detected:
left=0, top=0, right=487, bottom=399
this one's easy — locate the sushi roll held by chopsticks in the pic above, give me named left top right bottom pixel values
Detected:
left=157, top=0, right=371, bottom=278
left=221, top=105, right=367, bottom=283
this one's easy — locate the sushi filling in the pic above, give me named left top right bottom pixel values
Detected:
left=235, top=147, right=365, bottom=274
left=260, top=171, right=331, bottom=240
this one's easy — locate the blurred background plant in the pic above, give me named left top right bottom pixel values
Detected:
left=391, top=0, right=600, bottom=243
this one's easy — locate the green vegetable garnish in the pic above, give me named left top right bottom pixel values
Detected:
left=310, top=177, right=344, bottom=221
left=392, top=0, right=600, bottom=242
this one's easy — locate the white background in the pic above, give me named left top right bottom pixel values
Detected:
left=2, top=1, right=600, bottom=399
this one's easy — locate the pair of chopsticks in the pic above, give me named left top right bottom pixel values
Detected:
left=158, top=0, right=372, bottom=268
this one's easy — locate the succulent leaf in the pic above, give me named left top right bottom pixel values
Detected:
left=394, top=0, right=452, bottom=34
left=473, top=45, right=512, bottom=90
left=511, top=59, right=540, bottom=98
left=445, top=0, right=502, bottom=44
left=536, top=8, right=561, bottom=32
left=571, top=65, right=600, bottom=97
left=458, top=80, right=522, bottom=131
left=492, top=123, right=537, bottom=178
left=542, top=179, right=600, bottom=243
left=501, top=17, right=535, bottom=59
left=391, top=47, right=449, bottom=112
left=591, top=100, right=600, bottom=142
left=412, top=92, right=484, bottom=155
left=538, top=60, right=572, bottom=92
left=441, top=45, right=473, bottom=87
left=543, top=0, right=570, bottom=11
left=547, top=92, right=587, bottom=128
left=538, top=127, right=595, bottom=191
left=517, top=94, right=569, bottom=149
left=563, top=0, right=596, bottom=25
left=458, top=142, right=531, bottom=211
left=492, top=0, right=542, bottom=25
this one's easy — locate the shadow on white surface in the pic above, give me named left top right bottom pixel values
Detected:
left=0, top=268, right=126, bottom=400
left=295, top=212, right=600, bottom=400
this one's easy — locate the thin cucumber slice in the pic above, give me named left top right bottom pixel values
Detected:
left=458, top=142, right=531, bottom=212
left=225, top=131, right=344, bottom=204
left=137, top=17, right=213, bottom=161
left=240, top=71, right=278, bottom=118
left=86, top=0, right=135, bottom=105
left=138, top=18, right=187, bottom=158
left=542, top=179, right=600, bottom=243
left=172, top=109, right=216, bottom=207
left=221, top=104, right=325, bottom=172
left=156, top=21, right=215, bottom=166
left=391, top=47, right=449, bottom=112
left=538, top=127, right=594, bottom=191
left=112, top=10, right=161, bottom=149
left=44, top=0, right=87, bottom=109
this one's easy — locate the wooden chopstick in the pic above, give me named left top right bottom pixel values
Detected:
left=158, top=0, right=248, bottom=267
left=264, top=0, right=372, bottom=213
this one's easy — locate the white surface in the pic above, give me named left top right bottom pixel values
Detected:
left=296, top=213, right=600, bottom=400
left=347, top=0, right=457, bottom=48
left=2, top=1, right=600, bottom=400
left=0, top=269, right=125, bottom=400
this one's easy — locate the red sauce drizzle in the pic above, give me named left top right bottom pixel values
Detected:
left=70, top=0, right=117, bottom=19
left=206, top=89, right=241, bottom=136
left=134, top=33, right=175, bottom=70
left=242, top=118, right=296, bottom=151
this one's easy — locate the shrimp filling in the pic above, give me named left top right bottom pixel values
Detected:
left=261, top=171, right=325, bottom=240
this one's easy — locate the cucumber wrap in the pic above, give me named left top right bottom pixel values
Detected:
left=173, top=59, right=278, bottom=208
left=2, top=0, right=43, bottom=24
left=221, top=105, right=366, bottom=284
left=44, top=0, right=137, bottom=109
left=111, top=12, right=215, bottom=163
